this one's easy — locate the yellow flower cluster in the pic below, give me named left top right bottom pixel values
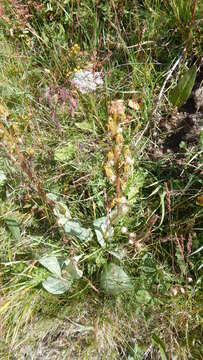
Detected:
left=66, top=44, right=81, bottom=77
left=104, top=100, right=133, bottom=191
left=70, top=43, right=80, bottom=54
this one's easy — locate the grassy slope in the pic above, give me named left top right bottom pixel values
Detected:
left=0, top=1, right=202, bottom=359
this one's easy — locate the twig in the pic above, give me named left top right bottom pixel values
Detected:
left=136, top=214, right=158, bottom=243
left=127, top=40, right=155, bottom=49
left=152, top=53, right=183, bottom=139
left=155, top=54, right=183, bottom=113
left=165, top=182, right=174, bottom=271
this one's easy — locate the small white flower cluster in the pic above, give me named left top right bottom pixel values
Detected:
left=71, top=70, right=103, bottom=94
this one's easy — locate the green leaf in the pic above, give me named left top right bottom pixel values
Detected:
left=64, top=220, right=93, bottom=242
left=108, top=249, right=125, bottom=260
left=93, top=217, right=114, bottom=247
left=39, top=256, right=61, bottom=277
left=100, top=263, right=132, bottom=296
left=47, top=193, right=58, bottom=202
left=152, top=334, right=169, bottom=360
left=53, top=202, right=71, bottom=226
left=42, top=276, right=72, bottom=295
left=6, top=216, right=21, bottom=241
left=54, top=143, right=77, bottom=162
left=65, top=259, right=83, bottom=280
left=75, top=121, right=93, bottom=132
left=169, top=65, right=197, bottom=108
left=0, top=170, right=7, bottom=187
left=136, top=289, right=152, bottom=305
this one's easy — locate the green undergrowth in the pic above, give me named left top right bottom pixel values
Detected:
left=0, top=1, right=203, bottom=359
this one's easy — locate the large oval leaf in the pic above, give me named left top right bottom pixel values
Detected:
left=100, top=263, right=132, bottom=296
left=93, top=216, right=114, bottom=247
left=64, top=220, right=93, bottom=242
left=64, top=259, right=83, bottom=280
left=42, top=276, right=72, bottom=295
left=39, top=256, right=61, bottom=277
left=169, top=65, right=197, bottom=108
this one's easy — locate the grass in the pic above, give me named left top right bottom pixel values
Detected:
left=0, top=0, right=203, bottom=359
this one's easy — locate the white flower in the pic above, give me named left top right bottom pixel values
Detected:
left=71, top=70, right=103, bottom=94
left=171, top=287, right=178, bottom=296
left=126, top=156, right=134, bottom=165
left=110, top=175, right=116, bottom=183
left=129, top=232, right=136, bottom=239
left=121, top=204, right=129, bottom=215
left=121, top=226, right=127, bottom=234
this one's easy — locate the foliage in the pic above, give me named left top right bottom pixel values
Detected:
left=169, top=65, right=197, bottom=108
left=0, top=0, right=202, bottom=358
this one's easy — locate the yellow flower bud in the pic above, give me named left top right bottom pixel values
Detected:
left=104, top=164, right=115, bottom=182
left=107, top=117, right=118, bottom=137
left=26, top=148, right=35, bottom=157
left=115, top=133, right=124, bottom=145
left=107, top=151, right=114, bottom=161
left=113, top=145, right=121, bottom=157
left=123, top=145, right=131, bottom=158
left=0, top=104, right=6, bottom=115
left=124, top=163, right=130, bottom=174
left=0, top=129, right=5, bottom=139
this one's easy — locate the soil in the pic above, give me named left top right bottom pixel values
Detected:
left=150, top=63, right=203, bottom=157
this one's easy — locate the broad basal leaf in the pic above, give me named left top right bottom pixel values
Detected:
left=53, top=202, right=71, bottom=226
left=100, top=263, right=132, bottom=296
left=65, top=259, right=83, bottom=280
left=169, top=65, right=197, bottom=108
left=39, top=255, right=61, bottom=277
left=42, top=276, right=72, bottom=295
left=64, top=220, right=93, bottom=242
left=93, top=217, right=114, bottom=247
